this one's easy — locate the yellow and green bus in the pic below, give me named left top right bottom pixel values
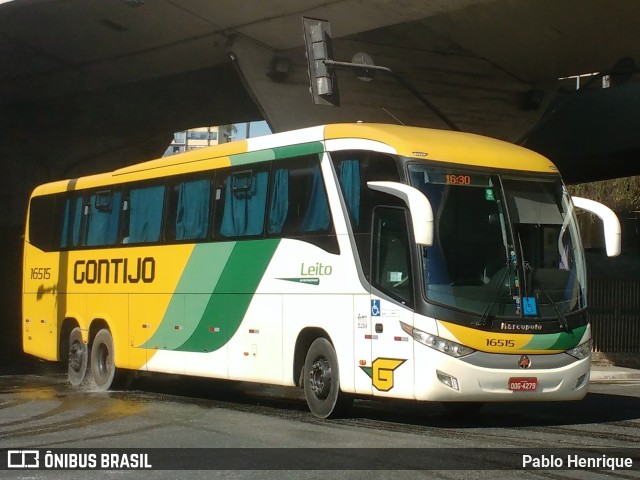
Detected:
left=23, top=123, right=620, bottom=418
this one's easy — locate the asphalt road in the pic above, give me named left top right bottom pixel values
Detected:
left=1, top=363, right=640, bottom=480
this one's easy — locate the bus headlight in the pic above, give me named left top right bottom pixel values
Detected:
left=566, top=339, right=592, bottom=360
left=400, top=321, right=475, bottom=358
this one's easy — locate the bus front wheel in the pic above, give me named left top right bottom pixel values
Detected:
left=90, top=329, right=116, bottom=391
left=67, top=327, right=88, bottom=386
left=303, top=338, right=352, bottom=418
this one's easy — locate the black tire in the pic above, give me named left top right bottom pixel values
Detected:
left=303, top=338, right=352, bottom=418
left=67, top=327, right=88, bottom=386
left=90, top=329, right=116, bottom=391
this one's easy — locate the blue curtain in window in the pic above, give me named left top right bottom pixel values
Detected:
left=301, top=164, right=330, bottom=232
left=61, top=197, right=83, bottom=248
left=129, top=186, right=164, bottom=243
left=339, top=160, right=360, bottom=226
left=220, top=171, right=268, bottom=237
left=176, top=179, right=210, bottom=240
left=268, top=169, right=289, bottom=234
left=86, top=192, right=121, bottom=246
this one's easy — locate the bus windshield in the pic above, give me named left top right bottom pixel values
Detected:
left=408, top=165, right=587, bottom=320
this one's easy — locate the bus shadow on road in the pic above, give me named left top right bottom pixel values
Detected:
left=346, top=391, right=640, bottom=429
left=123, top=372, right=640, bottom=429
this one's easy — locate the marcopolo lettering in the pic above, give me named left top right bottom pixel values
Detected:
left=73, top=257, right=155, bottom=284
left=500, top=322, right=543, bottom=332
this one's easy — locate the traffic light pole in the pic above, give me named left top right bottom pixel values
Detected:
left=324, top=59, right=461, bottom=132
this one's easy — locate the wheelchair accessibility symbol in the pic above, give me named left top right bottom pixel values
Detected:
left=371, top=299, right=381, bottom=317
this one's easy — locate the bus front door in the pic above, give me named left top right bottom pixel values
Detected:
left=368, top=207, right=415, bottom=399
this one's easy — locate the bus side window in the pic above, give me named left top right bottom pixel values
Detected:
left=330, top=150, right=402, bottom=279
left=331, top=150, right=400, bottom=235
left=268, top=155, right=331, bottom=235
left=121, top=184, right=165, bottom=244
left=216, top=168, right=269, bottom=238
left=165, top=177, right=211, bottom=242
left=371, top=207, right=414, bottom=307
left=84, top=190, right=121, bottom=247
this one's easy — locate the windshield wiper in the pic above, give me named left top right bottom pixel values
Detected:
left=474, top=264, right=510, bottom=328
left=529, top=268, right=573, bottom=334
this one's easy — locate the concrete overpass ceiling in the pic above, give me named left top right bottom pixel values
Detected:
left=2, top=0, right=639, bottom=106
left=0, top=0, right=231, bottom=104
left=524, top=82, right=640, bottom=184
left=0, top=0, right=639, bottom=182
left=346, top=1, right=640, bottom=84
left=0, top=0, right=489, bottom=106
left=418, top=0, right=640, bottom=83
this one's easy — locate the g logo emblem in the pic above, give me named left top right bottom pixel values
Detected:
left=360, top=357, right=406, bottom=391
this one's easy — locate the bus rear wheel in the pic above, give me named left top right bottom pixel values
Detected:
left=67, top=327, right=88, bottom=386
left=90, top=329, right=116, bottom=391
left=303, top=338, right=352, bottom=418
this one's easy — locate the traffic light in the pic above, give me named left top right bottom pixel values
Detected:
left=302, top=17, right=340, bottom=106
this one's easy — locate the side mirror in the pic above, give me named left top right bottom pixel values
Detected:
left=367, top=181, right=433, bottom=246
left=572, top=196, right=621, bottom=257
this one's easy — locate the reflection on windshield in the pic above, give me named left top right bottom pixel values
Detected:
left=408, top=165, right=586, bottom=320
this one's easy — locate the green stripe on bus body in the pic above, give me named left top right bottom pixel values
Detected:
left=230, top=150, right=275, bottom=166
left=273, top=142, right=323, bottom=159
left=522, top=325, right=586, bottom=351
left=548, top=325, right=587, bottom=351
left=229, top=142, right=324, bottom=166
left=175, top=238, right=280, bottom=353
left=140, top=242, right=236, bottom=350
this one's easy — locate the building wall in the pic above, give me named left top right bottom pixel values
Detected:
left=164, top=126, right=235, bottom=156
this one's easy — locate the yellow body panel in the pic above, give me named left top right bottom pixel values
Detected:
left=23, top=242, right=194, bottom=368
left=324, top=123, right=557, bottom=173
left=30, top=154, right=235, bottom=197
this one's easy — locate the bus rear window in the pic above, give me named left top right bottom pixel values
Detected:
left=28, top=195, right=55, bottom=251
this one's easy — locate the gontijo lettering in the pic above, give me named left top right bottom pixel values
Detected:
left=73, top=257, right=155, bottom=284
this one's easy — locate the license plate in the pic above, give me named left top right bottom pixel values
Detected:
left=508, top=377, right=538, bottom=391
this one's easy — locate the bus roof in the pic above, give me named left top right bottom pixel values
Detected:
left=31, top=123, right=558, bottom=196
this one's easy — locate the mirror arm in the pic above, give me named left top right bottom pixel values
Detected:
left=572, top=196, right=621, bottom=257
left=367, top=181, right=433, bottom=246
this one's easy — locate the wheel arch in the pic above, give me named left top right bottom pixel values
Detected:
left=58, top=317, right=81, bottom=362
left=293, top=327, right=333, bottom=388
left=89, top=318, right=110, bottom=346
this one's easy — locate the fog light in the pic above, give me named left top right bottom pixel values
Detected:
left=574, top=374, right=587, bottom=390
left=437, top=370, right=459, bottom=391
